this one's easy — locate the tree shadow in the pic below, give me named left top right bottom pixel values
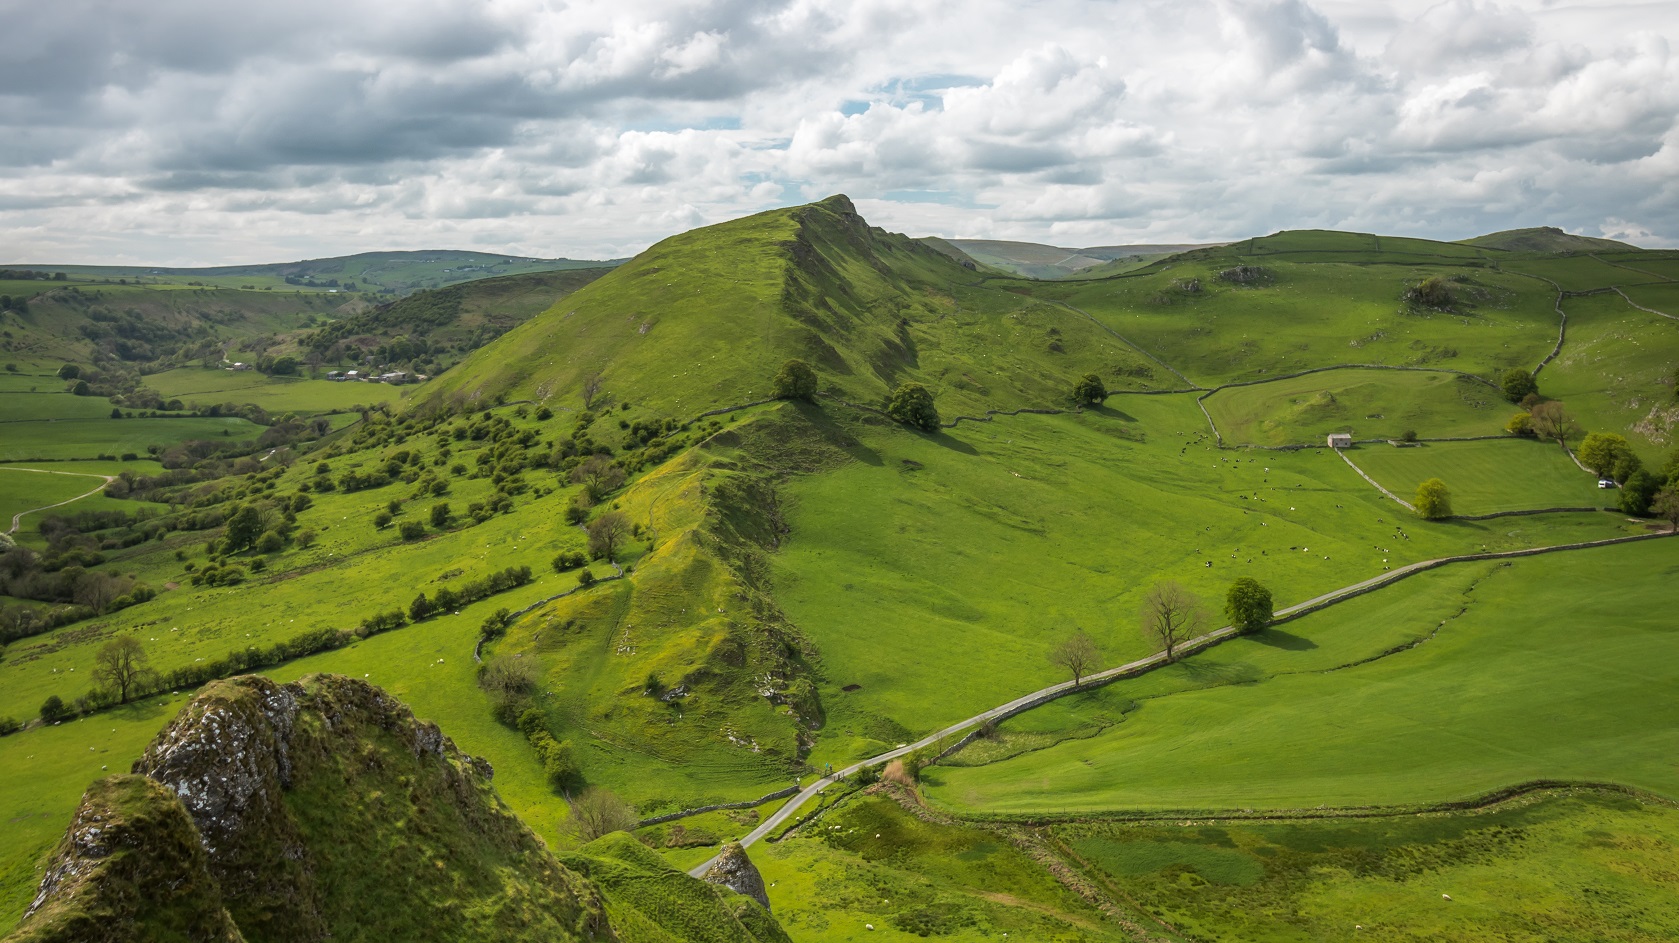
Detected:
left=1090, top=403, right=1138, bottom=423
left=1253, top=628, right=1317, bottom=651
left=1176, top=659, right=1263, bottom=684
left=926, top=430, right=979, bottom=455
left=793, top=400, right=884, bottom=465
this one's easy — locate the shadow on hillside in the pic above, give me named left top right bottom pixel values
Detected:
left=1254, top=628, right=1317, bottom=651
left=796, top=401, right=884, bottom=465
left=1090, top=403, right=1138, bottom=423
left=927, top=431, right=978, bottom=455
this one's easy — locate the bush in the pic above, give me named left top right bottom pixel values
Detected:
left=399, top=520, right=426, bottom=541
left=771, top=359, right=819, bottom=402
left=1415, top=478, right=1452, bottom=519
left=429, top=502, right=451, bottom=527
left=1621, top=470, right=1662, bottom=516
left=255, top=531, right=285, bottom=554
left=551, top=550, right=587, bottom=572
left=1072, top=373, right=1107, bottom=406
left=886, top=382, right=940, bottom=432
left=1501, top=369, right=1539, bottom=403
left=1506, top=412, right=1534, bottom=436
left=373, top=511, right=393, bottom=529
left=40, top=695, right=70, bottom=723
left=0, top=717, right=21, bottom=736
left=577, top=569, right=596, bottom=587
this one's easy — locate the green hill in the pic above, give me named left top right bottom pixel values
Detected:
left=1460, top=226, right=1638, bottom=253
left=6, top=674, right=786, bottom=943
left=423, top=195, right=1170, bottom=417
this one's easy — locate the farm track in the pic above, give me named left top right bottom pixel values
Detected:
left=2, top=467, right=115, bottom=534
left=688, top=528, right=1676, bottom=877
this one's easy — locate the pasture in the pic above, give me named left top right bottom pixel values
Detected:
left=143, top=367, right=407, bottom=414
left=924, top=538, right=1679, bottom=814
left=0, top=468, right=114, bottom=535
left=1542, top=290, right=1679, bottom=462
left=772, top=397, right=1631, bottom=773
left=1055, top=790, right=1679, bottom=942
left=1350, top=438, right=1603, bottom=515
left=1200, top=368, right=1503, bottom=446
left=0, top=415, right=262, bottom=461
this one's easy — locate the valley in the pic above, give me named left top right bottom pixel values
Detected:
left=2, top=197, right=1677, bottom=942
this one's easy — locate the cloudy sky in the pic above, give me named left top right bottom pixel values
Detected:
left=3, top=0, right=1677, bottom=264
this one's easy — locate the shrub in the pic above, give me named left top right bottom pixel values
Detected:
left=399, top=520, right=426, bottom=541
left=255, top=531, right=285, bottom=554
left=0, top=717, right=21, bottom=736
left=373, top=511, right=393, bottom=529
left=1072, top=374, right=1107, bottom=406
left=577, top=569, right=596, bottom=587
left=1506, top=412, right=1534, bottom=436
left=886, top=382, right=940, bottom=432
left=1501, top=368, right=1539, bottom=403
left=1620, top=470, right=1662, bottom=516
left=552, top=550, right=587, bottom=572
left=429, top=502, right=451, bottom=527
left=40, top=695, right=70, bottom=723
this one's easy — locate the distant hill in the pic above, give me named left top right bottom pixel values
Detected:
left=941, top=238, right=1229, bottom=279
left=21, top=249, right=623, bottom=298
left=1459, top=227, right=1638, bottom=253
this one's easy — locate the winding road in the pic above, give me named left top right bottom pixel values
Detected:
left=688, top=528, right=1673, bottom=877
left=2, top=467, right=116, bottom=535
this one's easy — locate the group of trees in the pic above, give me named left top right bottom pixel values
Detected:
left=1049, top=578, right=1275, bottom=686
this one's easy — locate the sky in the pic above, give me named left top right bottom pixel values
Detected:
left=2, top=0, right=1677, bottom=264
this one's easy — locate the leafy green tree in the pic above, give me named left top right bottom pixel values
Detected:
left=1072, top=374, right=1107, bottom=406
left=1500, top=368, right=1538, bottom=403
left=1225, top=578, right=1274, bottom=632
left=429, top=502, right=451, bottom=527
left=373, top=510, right=393, bottom=530
left=40, top=695, right=70, bottom=723
left=1620, top=470, right=1662, bottom=515
left=399, top=520, right=426, bottom=541
left=223, top=505, right=264, bottom=552
left=70, top=380, right=90, bottom=396
left=57, top=364, right=79, bottom=380
left=255, top=531, right=285, bottom=554
left=886, top=382, right=940, bottom=432
left=1653, top=487, right=1679, bottom=533
left=771, top=359, right=819, bottom=402
left=1579, top=433, right=1635, bottom=479
left=586, top=511, right=630, bottom=561
left=1415, top=478, right=1452, bottom=519
left=1505, top=412, right=1533, bottom=436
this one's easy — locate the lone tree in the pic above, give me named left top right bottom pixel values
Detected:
left=92, top=636, right=154, bottom=704
left=1527, top=401, right=1577, bottom=448
left=223, top=504, right=264, bottom=553
left=886, top=382, right=941, bottom=432
left=1072, top=374, right=1107, bottom=407
left=1224, top=578, right=1274, bottom=633
left=570, top=455, right=626, bottom=502
left=1579, top=433, right=1636, bottom=480
left=1415, top=478, right=1452, bottom=519
left=581, top=372, right=606, bottom=409
left=585, top=511, right=631, bottom=561
left=1049, top=630, right=1099, bottom=687
left=1652, top=487, right=1679, bottom=533
left=564, top=787, right=638, bottom=841
left=1141, top=581, right=1206, bottom=662
left=771, top=359, right=819, bottom=402
left=1500, top=368, right=1538, bottom=403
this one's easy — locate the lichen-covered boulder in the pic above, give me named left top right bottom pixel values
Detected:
left=701, top=841, right=771, bottom=911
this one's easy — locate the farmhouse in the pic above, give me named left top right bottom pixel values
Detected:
left=1327, top=433, right=1353, bottom=449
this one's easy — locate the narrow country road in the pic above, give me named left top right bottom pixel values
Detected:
left=688, top=529, right=1673, bottom=877
left=3, top=467, right=116, bottom=535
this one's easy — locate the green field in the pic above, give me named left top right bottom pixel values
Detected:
left=1349, top=438, right=1604, bottom=515
left=142, top=367, right=407, bottom=413
left=0, top=468, right=113, bottom=534
left=925, top=539, right=1679, bottom=814
left=1056, top=790, right=1679, bottom=942
left=0, top=415, right=262, bottom=461
left=769, top=397, right=1630, bottom=773
left=0, top=392, right=123, bottom=422
left=1542, top=291, right=1679, bottom=461
left=1201, top=368, right=1504, bottom=446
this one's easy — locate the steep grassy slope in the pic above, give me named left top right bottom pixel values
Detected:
left=423, top=196, right=1166, bottom=418
left=5, top=674, right=788, bottom=943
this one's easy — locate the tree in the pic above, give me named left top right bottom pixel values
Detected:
left=1500, top=368, right=1538, bottom=403
left=1579, top=433, right=1635, bottom=479
left=1505, top=412, right=1534, bottom=437
left=70, top=380, right=90, bottom=396
left=1527, top=401, right=1577, bottom=448
left=74, top=571, right=127, bottom=615
left=581, top=372, right=605, bottom=409
left=1224, top=577, right=1273, bottom=632
left=886, top=382, right=940, bottom=432
left=92, top=636, right=154, bottom=704
left=40, top=695, right=70, bottom=723
left=771, top=359, right=819, bottom=402
left=1141, top=581, right=1206, bottom=662
left=373, top=510, right=393, bottom=530
left=1415, top=478, right=1452, bottom=519
left=429, top=502, right=451, bottom=527
left=570, top=455, right=625, bottom=502
left=1072, top=374, right=1107, bottom=407
left=1620, top=470, right=1661, bottom=516
left=399, top=520, right=426, bottom=541
left=294, top=528, right=318, bottom=549
left=1653, top=487, right=1679, bottom=533
left=1049, top=630, right=1098, bottom=687
left=57, top=364, right=79, bottom=380
left=586, top=511, right=630, bottom=561
left=564, top=788, right=637, bottom=841
left=223, top=505, right=264, bottom=552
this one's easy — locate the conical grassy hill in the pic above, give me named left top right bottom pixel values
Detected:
left=421, top=195, right=1167, bottom=417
